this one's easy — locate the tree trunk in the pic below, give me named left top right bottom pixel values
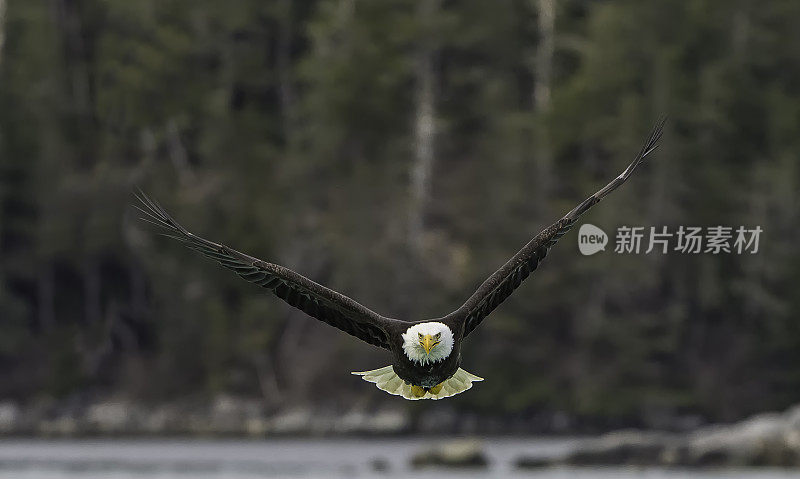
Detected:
left=166, top=119, right=194, bottom=185
left=129, top=263, right=147, bottom=318
left=276, top=0, right=294, bottom=139
left=53, top=0, right=90, bottom=114
left=530, top=0, right=555, bottom=208
left=38, top=265, right=55, bottom=332
left=402, top=0, right=441, bottom=319
left=0, top=0, right=7, bottom=67
left=533, top=0, right=555, bottom=112
left=84, top=259, right=102, bottom=325
left=408, top=0, right=440, bottom=254
left=647, top=53, right=671, bottom=225
left=253, top=352, right=282, bottom=409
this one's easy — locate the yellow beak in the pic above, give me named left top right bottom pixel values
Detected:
left=421, top=334, right=437, bottom=354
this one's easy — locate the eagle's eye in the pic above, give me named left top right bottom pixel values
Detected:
left=434, top=332, right=441, bottom=340
left=418, top=332, right=424, bottom=339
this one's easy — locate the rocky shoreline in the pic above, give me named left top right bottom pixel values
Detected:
left=0, top=397, right=411, bottom=437
left=410, top=405, right=800, bottom=470
left=4, top=396, right=800, bottom=469
left=0, top=396, right=584, bottom=437
left=518, top=405, right=800, bottom=469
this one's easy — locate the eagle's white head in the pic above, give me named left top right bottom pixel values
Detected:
left=401, top=322, right=454, bottom=365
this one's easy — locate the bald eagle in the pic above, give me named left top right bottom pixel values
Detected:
left=136, top=120, right=664, bottom=400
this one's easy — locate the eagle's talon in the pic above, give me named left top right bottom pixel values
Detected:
left=411, top=385, right=426, bottom=398
left=429, top=383, right=443, bottom=395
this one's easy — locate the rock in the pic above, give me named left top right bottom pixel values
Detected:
left=519, top=407, right=800, bottom=469
left=515, top=456, right=551, bottom=469
left=270, top=408, right=312, bottom=434
left=411, top=439, right=489, bottom=468
left=86, top=401, right=132, bottom=433
left=370, top=457, right=391, bottom=472
left=561, top=430, right=678, bottom=466
left=209, top=394, right=264, bottom=434
left=680, top=412, right=800, bottom=467
left=366, top=409, right=409, bottom=434
left=0, top=402, right=20, bottom=433
left=334, top=411, right=368, bottom=434
left=38, top=416, right=78, bottom=436
left=245, top=417, right=270, bottom=436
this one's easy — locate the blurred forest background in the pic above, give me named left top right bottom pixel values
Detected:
left=1, top=0, right=799, bottom=431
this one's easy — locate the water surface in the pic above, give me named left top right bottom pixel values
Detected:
left=1, top=438, right=798, bottom=479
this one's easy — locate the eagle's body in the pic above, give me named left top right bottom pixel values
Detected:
left=397, top=322, right=460, bottom=385
left=136, top=120, right=664, bottom=400
left=355, top=321, right=477, bottom=400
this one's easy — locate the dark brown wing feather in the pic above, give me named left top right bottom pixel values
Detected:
left=447, top=118, right=666, bottom=337
left=135, top=192, right=405, bottom=349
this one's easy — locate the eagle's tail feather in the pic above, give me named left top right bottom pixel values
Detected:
left=352, top=366, right=483, bottom=400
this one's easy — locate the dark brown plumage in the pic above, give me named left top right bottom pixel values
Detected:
left=447, top=118, right=665, bottom=337
left=135, top=191, right=404, bottom=349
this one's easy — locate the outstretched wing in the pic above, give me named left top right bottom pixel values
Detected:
left=134, top=192, right=403, bottom=349
left=448, top=119, right=665, bottom=337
